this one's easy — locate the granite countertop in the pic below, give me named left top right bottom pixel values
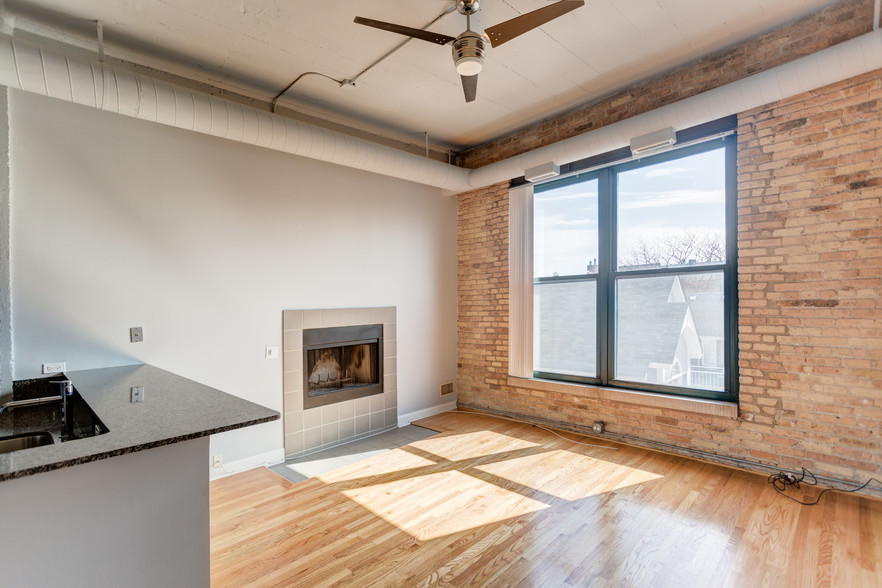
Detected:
left=0, top=364, right=279, bottom=482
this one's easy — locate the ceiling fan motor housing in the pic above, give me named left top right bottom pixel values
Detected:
left=453, top=30, right=486, bottom=76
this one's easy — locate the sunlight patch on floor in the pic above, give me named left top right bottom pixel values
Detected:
left=316, top=448, right=438, bottom=483
left=475, top=450, right=664, bottom=501
left=342, top=469, right=550, bottom=540
left=408, top=430, right=539, bottom=462
left=279, top=449, right=389, bottom=479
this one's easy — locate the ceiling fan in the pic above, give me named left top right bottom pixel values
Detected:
left=354, top=0, right=585, bottom=103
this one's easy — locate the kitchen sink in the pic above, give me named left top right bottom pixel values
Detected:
left=1, top=376, right=109, bottom=453
left=0, top=431, right=54, bottom=454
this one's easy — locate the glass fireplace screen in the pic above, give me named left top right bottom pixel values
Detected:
left=302, top=324, right=383, bottom=409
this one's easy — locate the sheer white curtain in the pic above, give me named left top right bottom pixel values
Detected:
left=508, top=183, right=534, bottom=379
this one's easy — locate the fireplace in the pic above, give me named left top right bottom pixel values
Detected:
left=303, top=324, right=383, bottom=409
left=282, top=306, right=397, bottom=459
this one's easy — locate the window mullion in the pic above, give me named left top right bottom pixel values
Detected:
left=597, top=169, right=614, bottom=385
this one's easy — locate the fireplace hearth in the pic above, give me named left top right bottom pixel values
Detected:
left=303, top=324, right=383, bottom=409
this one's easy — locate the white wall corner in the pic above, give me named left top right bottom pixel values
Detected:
left=0, top=87, right=11, bottom=396
left=208, top=446, right=285, bottom=481
left=508, top=184, right=534, bottom=379
left=398, top=400, right=458, bottom=428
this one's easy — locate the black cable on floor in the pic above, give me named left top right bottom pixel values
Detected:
left=768, top=467, right=881, bottom=505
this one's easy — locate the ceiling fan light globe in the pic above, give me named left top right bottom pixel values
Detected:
left=456, top=57, right=483, bottom=76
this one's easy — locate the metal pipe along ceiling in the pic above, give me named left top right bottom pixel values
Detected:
left=0, top=33, right=473, bottom=194
left=0, top=30, right=879, bottom=194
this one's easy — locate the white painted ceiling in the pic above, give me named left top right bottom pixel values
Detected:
left=2, top=0, right=838, bottom=153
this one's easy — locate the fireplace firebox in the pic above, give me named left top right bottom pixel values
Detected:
left=303, top=324, right=383, bottom=409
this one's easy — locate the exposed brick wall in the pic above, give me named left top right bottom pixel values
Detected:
left=456, top=69, right=882, bottom=485
left=457, top=182, right=510, bottom=396
left=735, top=68, right=882, bottom=479
left=460, top=0, right=876, bottom=169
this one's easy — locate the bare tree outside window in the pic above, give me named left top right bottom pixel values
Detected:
left=620, top=229, right=725, bottom=269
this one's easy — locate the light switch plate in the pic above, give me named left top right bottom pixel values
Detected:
left=265, top=346, right=280, bottom=359
left=131, top=386, right=145, bottom=403
left=130, top=327, right=143, bottom=343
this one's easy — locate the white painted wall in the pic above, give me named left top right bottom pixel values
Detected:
left=0, top=438, right=210, bottom=587
left=0, top=90, right=11, bottom=397
left=8, top=90, right=457, bottom=464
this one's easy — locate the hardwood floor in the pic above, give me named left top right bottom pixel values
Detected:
left=210, top=411, right=882, bottom=587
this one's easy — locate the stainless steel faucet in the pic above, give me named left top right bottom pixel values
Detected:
left=0, top=380, right=73, bottom=433
left=52, top=380, right=74, bottom=430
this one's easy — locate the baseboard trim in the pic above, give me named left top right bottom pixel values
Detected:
left=456, top=402, right=882, bottom=498
left=209, top=447, right=285, bottom=481
left=398, top=400, right=458, bottom=427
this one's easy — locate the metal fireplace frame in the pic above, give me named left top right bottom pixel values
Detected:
left=302, top=324, right=383, bottom=410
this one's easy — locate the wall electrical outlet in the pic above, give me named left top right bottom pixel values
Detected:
left=42, top=362, right=66, bottom=374
left=213, top=454, right=223, bottom=469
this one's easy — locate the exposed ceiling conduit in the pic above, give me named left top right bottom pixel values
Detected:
left=0, top=33, right=473, bottom=193
left=0, top=30, right=879, bottom=194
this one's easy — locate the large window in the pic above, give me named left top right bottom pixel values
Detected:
left=533, top=136, right=737, bottom=401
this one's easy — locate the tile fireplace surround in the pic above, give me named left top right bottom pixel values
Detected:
left=282, top=307, right=397, bottom=458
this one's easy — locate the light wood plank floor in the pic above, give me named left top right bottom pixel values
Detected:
left=210, top=412, right=882, bottom=587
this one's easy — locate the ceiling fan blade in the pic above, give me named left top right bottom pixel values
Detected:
left=354, top=16, right=456, bottom=46
left=461, top=74, right=478, bottom=103
left=485, top=0, right=585, bottom=47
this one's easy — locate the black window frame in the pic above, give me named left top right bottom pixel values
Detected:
left=533, top=134, right=738, bottom=403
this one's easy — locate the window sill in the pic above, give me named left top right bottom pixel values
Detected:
left=506, top=376, right=738, bottom=419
